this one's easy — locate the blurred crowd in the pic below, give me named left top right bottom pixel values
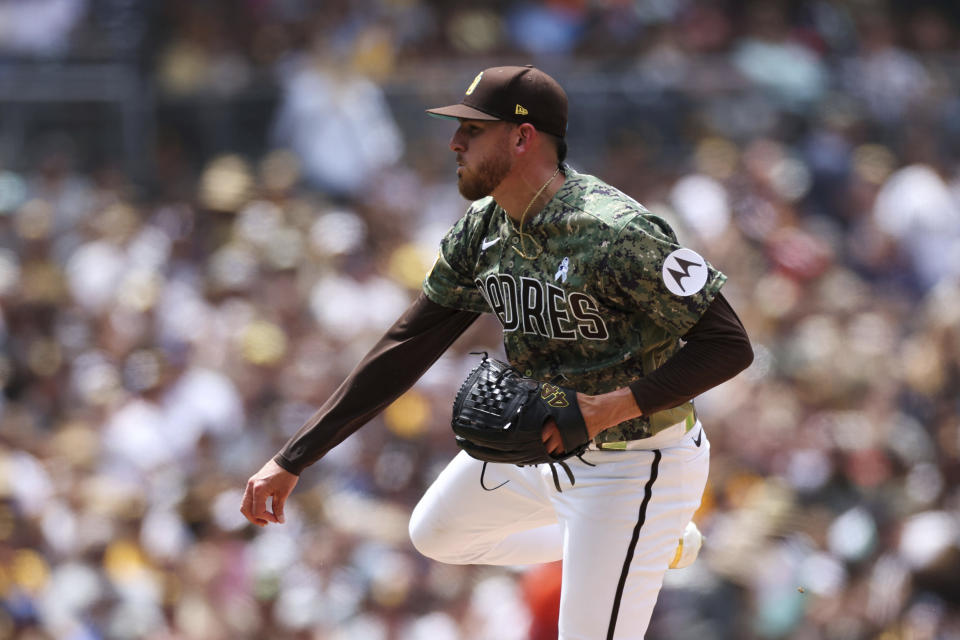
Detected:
left=1, top=1, right=960, bottom=639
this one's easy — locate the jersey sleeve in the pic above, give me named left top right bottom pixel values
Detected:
left=422, top=206, right=491, bottom=314
left=602, top=213, right=727, bottom=336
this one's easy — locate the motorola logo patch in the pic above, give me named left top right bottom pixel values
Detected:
left=662, top=248, right=708, bottom=297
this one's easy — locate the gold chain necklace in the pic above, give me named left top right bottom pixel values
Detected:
left=513, top=166, right=560, bottom=260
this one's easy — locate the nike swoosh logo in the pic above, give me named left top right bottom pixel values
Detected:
left=693, top=429, right=702, bottom=447
left=481, top=237, right=500, bottom=251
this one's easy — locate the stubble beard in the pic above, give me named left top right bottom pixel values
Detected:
left=457, top=148, right=513, bottom=201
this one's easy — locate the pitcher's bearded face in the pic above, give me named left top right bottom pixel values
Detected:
left=457, top=150, right=513, bottom=200
left=451, top=120, right=515, bottom=200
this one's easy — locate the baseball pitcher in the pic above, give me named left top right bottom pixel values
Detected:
left=242, top=65, right=753, bottom=639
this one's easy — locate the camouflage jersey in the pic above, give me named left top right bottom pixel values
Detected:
left=423, top=166, right=726, bottom=443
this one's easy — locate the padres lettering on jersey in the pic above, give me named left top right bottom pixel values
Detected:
left=475, top=274, right=609, bottom=340
left=423, top=166, right=726, bottom=442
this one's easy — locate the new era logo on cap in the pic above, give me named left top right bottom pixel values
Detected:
left=426, top=65, right=568, bottom=138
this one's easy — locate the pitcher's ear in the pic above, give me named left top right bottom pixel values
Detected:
left=516, top=122, right=537, bottom=148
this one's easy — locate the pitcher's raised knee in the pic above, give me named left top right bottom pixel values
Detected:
left=408, top=504, right=466, bottom=563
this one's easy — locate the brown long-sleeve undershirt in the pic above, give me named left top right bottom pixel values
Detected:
left=628, top=293, right=753, bottom=416
left=274, top=293, right=480, bottom=474
left=275, top=291, right=753, bottom=475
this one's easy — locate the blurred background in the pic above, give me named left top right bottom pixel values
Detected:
left=1, top=0, right=959, bottom=638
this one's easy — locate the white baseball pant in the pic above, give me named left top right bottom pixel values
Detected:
left=409, top=421, right=710, bottom=639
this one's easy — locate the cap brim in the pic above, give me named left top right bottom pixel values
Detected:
left=425, top=103, right=502, bottom=122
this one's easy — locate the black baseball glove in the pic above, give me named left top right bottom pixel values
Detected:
left=451, top=355, right=591, bottom=467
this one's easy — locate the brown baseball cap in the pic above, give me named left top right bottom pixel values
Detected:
left=427, top=65, right=568, bottom=138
